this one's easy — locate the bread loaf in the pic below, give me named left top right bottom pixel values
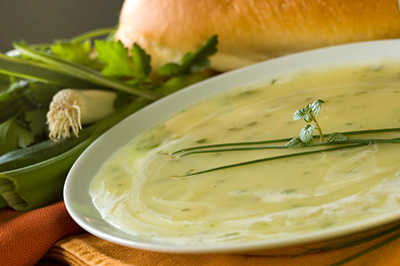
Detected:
left=115, top=0, right=400, bottom=72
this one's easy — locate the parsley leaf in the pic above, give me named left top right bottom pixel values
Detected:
left=130, top=43, right=152, bottom=82
left=0, top=116, right=34, bottom=155
left=95, top=40, right=136, bottom=78
left=158, top=35, right=218, bottom=77
left=25, top=109, right=47, bottom=136
left=51, top=40, right=95, bottom=68
left=28, top=82, right=60, bottom=107
left=0, top=79, right=31, bottom=123
left=95, top=40, right=153, bottom=82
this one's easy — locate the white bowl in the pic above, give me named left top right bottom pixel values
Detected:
left=64, top=39, right=400, bottom=254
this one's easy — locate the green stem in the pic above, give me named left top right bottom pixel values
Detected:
left=4, top=28, right=117, bottom=53
left=171, top=127, right=400, bottom=156
left=13, top=43, right=162, bottom=100
left=0, top=98, right=150, bottom=211
left=155, top=73, right=209, bottom=96
left=179, top=143, right=365, bottom=178
left=297, top=223, right=400, bottom=255
left=0, top=53, right=92, bottom=87
left=170, top=137, right=293, bottom=155
left=176, top=145, right=288, bottom=158
left=328, top=232, right=400, bottom=266
left=341, top=127, right=400, bottom=136
left=0, top=136, right=95, bottom=211
left=310, top=112, right=324, bottom=141
left=71, top=27, right=116, bottom=43
left=175, top=138, right=400, bottom=158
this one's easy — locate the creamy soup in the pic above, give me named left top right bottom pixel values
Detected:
left=90, top=62, right=400, bottom=245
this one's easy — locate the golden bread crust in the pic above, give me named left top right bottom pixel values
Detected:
left=116, top=0, right=400, bottom=71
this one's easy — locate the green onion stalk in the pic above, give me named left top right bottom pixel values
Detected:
left=0, top=98, right=150, bottom=211
left=0, top=29, right=218, bottom=211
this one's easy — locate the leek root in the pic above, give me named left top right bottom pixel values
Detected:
left=47, top=89, right=116, bottom=140
left=0, top=98, right=150, bottom=211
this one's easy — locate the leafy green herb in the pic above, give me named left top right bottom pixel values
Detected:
left=0, top=116, right=35, bottom=155
left=0, top=98, right=150, bottom=211
left=292, top=99, right=325, bottom=145
left=177, top=144, right=366, bottom=178
left=327, top=132, right=349, bottom=142
left=51, top=40, right=96, bottom=68
left=285, top=137, right=307, bottom=148
left=130, top=43, right=152, bottom=82
left=13, top=42, right=161, bottom=100
left=0, top=28, right=218, bottom=210
left=95, top=40, right=138, bottom=78
left=170, top=99, right=400, bottom=178
left=171, top=126, right=400, bottom=157
left=25, top=109, right=47, bottom=136
left=0, top=52, right=91, bottom=87
left=294, top=99, right=324, bottom=122
left=299, top=123, right=316, bottom=143
left=158, top=35, right=218, bottom=76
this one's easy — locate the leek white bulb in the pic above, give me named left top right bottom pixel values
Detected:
left=47, top=89, right=117, bottom=140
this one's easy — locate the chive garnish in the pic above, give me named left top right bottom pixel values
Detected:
left=177, top=143, right=366, bottom=178
left=173, top=137, right=400, bottom=158
left=170, top=100, right=400, bottom=178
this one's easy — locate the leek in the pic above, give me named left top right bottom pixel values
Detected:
left=47, top=89, right=117, bottom=140
left=0, top=137, right=93, bottom=211
left=46, top=74, right=210, bottom=141
left=0, top=31, right=218, bottom=211
left=0, top=53, right=93, bottom=87
left=13, top=43, right=162, bottom=100
left=0, top=98, right=150, bottom=211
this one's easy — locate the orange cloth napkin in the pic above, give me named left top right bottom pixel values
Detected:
left=0, top=201, right=83, bottom=266
left=3, top=200, right=400, bottom=266
left=42, top=225, right=400, bottom=266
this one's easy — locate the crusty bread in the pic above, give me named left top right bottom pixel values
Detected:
left=115, top=0, right=400, bottom=72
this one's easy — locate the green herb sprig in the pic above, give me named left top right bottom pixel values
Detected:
left=294, top=99, right=325, bottom=142
left=0, top=28, right=218, bottom=211
left=286, top=99, right=348, bottom=148
left=171, top=99, right=400, bottom=178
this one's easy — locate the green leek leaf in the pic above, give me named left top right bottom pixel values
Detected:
left=0, top=52, right=93, bottom=87
left=0, top=136, right=94, bottom=211
left=13, top=43, right=161, bottom=100
left=0, top=98, right=150, bottom=211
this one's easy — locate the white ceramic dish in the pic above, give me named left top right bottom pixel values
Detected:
left=64, top=39, right=400, bottom=254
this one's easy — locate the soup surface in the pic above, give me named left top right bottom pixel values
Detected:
left=90, top=62, right=400, bottom=245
